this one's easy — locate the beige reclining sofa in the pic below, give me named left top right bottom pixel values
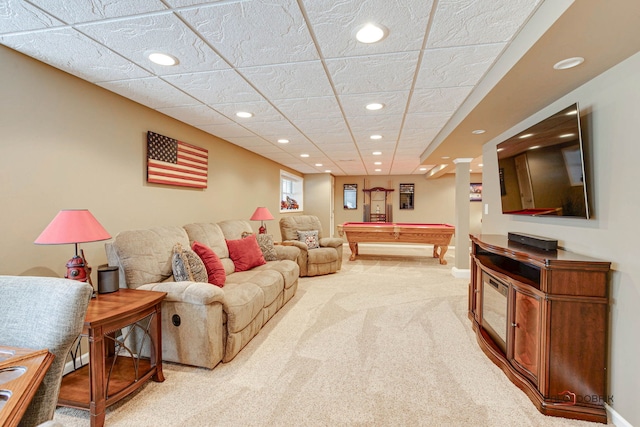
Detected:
left=106, top=220, right=300, bottom=369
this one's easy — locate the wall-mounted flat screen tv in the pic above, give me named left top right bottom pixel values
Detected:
left=497, top=103, right=590, bottom=218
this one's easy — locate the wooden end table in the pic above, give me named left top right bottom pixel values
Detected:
left=57, top=288, right=166, bottom=427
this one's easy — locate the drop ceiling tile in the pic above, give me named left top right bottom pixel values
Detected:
left=0, top=1, right=63, bottom=34
left=156, top=104, right=235, bottom=126
left=305, top=132, right=353, bottom=145
left=326, top=52, right=419, bottom=95
left=427, top=0, right=541, bottom=48
left=339, top=91, right=409, bottom=117
left=292, top=117, right=350, bottom=135
left=273, top=97, right=343, bottom=121
left=28, top=0, right=167, bottom=23
left=416, top=44, right=505, bottom=89
left=98, top=77, right=199, bottom=108
left=241, top=119, right=301, bottom=138
left=210, top=100, right=285, bottom=124
left=77, top=13, right=229, bottom=75
left=224, top=136, right=271, bottom=148
left=239, top=61, right=333, bottom=100
left=0, top=28, right=151, bottom=82
left=403, top=112, right=451, bottom=130
left=179, top=0, right=318, bottom=67
left=196, top=123, right=255, bottom=139
left=163, top=70, right=264, bottom=106
left=407, top=86, right=472, bottom=114
left=303, top=0, right=433, bottom=58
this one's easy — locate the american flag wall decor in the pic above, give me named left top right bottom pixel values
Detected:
left=147, top=131, right=208, bottom=189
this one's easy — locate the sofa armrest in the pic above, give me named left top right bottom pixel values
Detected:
left=138, top=281, right=224, bottom=306
left=319, top=237, right=343, bottom=248
left=274, top=244, right=301, bottom=261
left=280, top=240, right=308, bottom=252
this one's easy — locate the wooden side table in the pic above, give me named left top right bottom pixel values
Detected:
left=57, top=288, right=166, bottom=427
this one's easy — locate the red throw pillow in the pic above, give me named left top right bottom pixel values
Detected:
left=191, top=241, right=226, bottom=287
left=226, top=234, right=266, bottom=272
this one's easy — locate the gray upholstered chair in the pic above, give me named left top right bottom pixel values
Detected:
left=0, top=276, right=93, bottom=427
left=279, top=215, right=343, bottom=277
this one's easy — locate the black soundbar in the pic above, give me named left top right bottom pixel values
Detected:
left=508, top=232, right=558, bottom=251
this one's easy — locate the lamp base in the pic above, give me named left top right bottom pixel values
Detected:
left=65, top=255, right=88, bottom=282
left=258, top=225, right=266, bottom=234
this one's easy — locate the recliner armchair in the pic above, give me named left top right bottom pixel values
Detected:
left=279, top=215, right=343, bottom=276
left=0, top=276, right=93, bottom=427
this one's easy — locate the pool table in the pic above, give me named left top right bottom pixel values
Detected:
left=337, top=222, right=455, bottom=264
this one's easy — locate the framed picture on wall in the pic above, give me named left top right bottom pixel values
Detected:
left=470, top=183, right=482, bottom=202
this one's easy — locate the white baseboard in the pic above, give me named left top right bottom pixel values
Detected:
left=451, top=267, right=470, bottom=279
left=607, top=403, right=631, bottom=427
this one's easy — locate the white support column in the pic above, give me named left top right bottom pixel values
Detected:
left=452, top=158, right=473, bottom=279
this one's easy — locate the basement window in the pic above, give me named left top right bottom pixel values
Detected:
left=280, top=170, right=303, bottom=212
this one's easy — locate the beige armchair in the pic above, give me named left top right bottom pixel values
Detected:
left=0, top=276, right=93, bottom=427
left=279, top=215, right=343, bottom=276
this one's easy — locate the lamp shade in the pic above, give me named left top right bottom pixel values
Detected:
left=250, top=207, right=274, bottom=222
left=34, top=209, right=111, bottom=245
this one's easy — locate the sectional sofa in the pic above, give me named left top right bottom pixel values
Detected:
left=106, top=220, right=300, bottom=369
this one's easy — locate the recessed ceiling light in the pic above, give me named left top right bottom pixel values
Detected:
left=236, top=111, right=253, bottom=118
left=374, top=161, right=382, bottom=165
left=478, top=164, right=483, bottom=167
left=370, top=134, right=382, bottom=140
left=472, top=129, right=486, bottom=135
left=324, top=169, right=331, bottom=173
left=372, top=151, right=382, bottom=155
left=441, top=156, right=450, bottom=160
left=419, top=167, right=427, bottom=171
left=519, top=133, right=534, bottom=139
left=366, top=103, right=384, bottom=111
left=553, top=57, right=584, bottom=70
left=355, top=23, right=387, bottom=44
left=148, top=52, right=179, bottom=66
left=374, top=168, right=382, bottom=172
left=277, top=139, right=289, bottom=144
left=300, top=154, right=309, bottom=158
left=315, top=163, right=323, bottom=167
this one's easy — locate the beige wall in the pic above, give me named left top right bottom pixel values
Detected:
left=0, top=46, right=300, bottom=279
left=482, top=51, right=640, bottom=425
left=333, top=174, right=483, bottom=238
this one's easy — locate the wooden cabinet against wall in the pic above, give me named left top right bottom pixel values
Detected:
left=468, top=234, right=610, bottom=424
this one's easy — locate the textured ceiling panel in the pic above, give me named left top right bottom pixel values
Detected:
left=239, top=61, right=334, bottom=100
left=427, top=0, right=541, bottom=48
left=303, top=0, right=434, bottom=58
left=0, top=28, right=151, bottom=82
left=77, top=14, right=229, bottom=76
left=179, top=0, right=318, bottom=68
left=97, top=77, right=199, bottom=109
left=28, top=0, right=167, bottom=22
left=0, top=1, right=63, bottom=33
left=326, top=52, right=419, bottom=94
left=417, top=44, right=506, bottom=89
left=156, top=104, right=235, bottom=126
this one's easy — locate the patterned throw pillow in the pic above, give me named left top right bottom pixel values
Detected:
left=297, top=230, right=320, bottom=249
left=256, top=234, right=278, bottom=261
left=191, top=241, right=226, bottom=287
left=172, top=243, right=208, bottom=283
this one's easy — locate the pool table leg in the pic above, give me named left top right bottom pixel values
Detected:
left=433, top=245, right=448, bottom=265
left=349, top=242, right=358, bottom=261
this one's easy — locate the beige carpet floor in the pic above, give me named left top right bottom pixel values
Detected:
left=54, top=245, right=609, bottom=426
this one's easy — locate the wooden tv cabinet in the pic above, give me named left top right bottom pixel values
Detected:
left=468, top=234, right=611, bottom=423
